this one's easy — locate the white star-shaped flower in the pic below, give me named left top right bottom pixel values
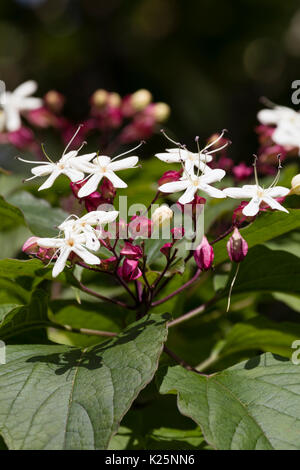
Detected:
left=19, top=127, right=97, bottom=190
left=77, top=155, right=139, bottom=198
left=159, top=168, right=226, bottom=204
left=258, top=104, right=300, bottom=151
left=37, top=232, right=100, bottom=278
left=58, top=210, right=118, bottom=250
left=223, top=184, right=289, bottom=216
left=0, top=80, right=43, bottom=132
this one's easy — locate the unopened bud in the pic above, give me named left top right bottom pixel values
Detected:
left=44, top=90, right=65, bottom=114
left=22, top=236, right=39, bottom=255
left=226, top=228, right=248, bottom=263
left=160, top=242, right=173, bottom=258
left=152, top=205, right=173, bottom=227
left=291, top=174, right=300, bottom=195
left=194, top=236, right=214, bottom=271
left=107, top=92, right=121, bottom=108
left=131, top=89, right=152, bottom=112
left=153, top=102, right=170, bottom=122
left=91, top=89, right=109, bottom=108
left=120, top=241, right=143, bottom=260
left=158, top=170, right=182, bottom=186
left=117, top=259, right=142, bottom=282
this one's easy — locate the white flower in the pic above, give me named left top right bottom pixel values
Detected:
left=223, top=184, right=289, bottom=216
left=155, top=131, right=229, bottom=174
left=257, top=104, right=300, bottom=151
left=58, top=210, right=118, bottom=250
left=0, top=80, right=43, bottom=132
left=19, top=127, right=97, bottom=190
left=152, top=205, right=173, bottom=226
left=37, top=232, right=100, bottom=278
left=78, top=155, right=139, bottom=198
left=159, top=169, right=226, bottom=204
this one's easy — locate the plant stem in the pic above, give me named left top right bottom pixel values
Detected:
left=52, top=323, right=118, bottom=337
left=163, top=346, right=205, bottom=375
left=168, top=294, right=219, bottom=328
left=77, top=281, right=134, bottom=310
left=151, top=269, right=201, bottom=307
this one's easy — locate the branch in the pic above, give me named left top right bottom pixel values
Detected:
left=168, top=294, right=219, bottom=328
left=163, top=346, right=204, bottom=375
left=151, top=269, right=201, bottom=307
left=77, top=281, right=134, bottom=310
left=52, top=323, right=118, bottom=337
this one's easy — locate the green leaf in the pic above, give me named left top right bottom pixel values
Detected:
left=226, top=246, right=300, bottom=296
left=219, top=316, right=300, bottom=359
left=0, top=195, right=25, bottom=231
left=159, top=352, right=300, bottom=450
left=0, top=290, right=49, bottom=340
left=8, top=191, right=68, bottom=237
left=0, top=313, right=169, bottom=450
left=214, top=209, right=300, bottom=265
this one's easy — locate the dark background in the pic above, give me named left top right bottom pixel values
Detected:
left=1, top=0, right=300, bottom=160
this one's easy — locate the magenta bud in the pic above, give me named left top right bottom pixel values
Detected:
left=158, top=170, right=182, bottom=186
left=232, top=163, right=253, bottom=181
left=101, top=256, right=118, bottom=271
left=120, top=241, right=143, bottom=260
left=117, top=259, right=142, bottom=282
left=194, top=236, right=214, bottom=271
left=129, top=215, right=153, bottom=239
left=22, top=236, right=39, bottom=255
left=99, top=178, right=116, bottom=202
left=160, top=242, right=173, bottom=258
left=226, top=228, right=248, bottom=263
left=171, top=226, right=185, bottom=240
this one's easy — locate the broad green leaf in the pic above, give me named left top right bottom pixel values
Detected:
left=8, top=191, right=68, bottom=237
left=159, top=352, right=300, bottom=450
left=226, top=246, right=300, bottom=296
left=0, top=290, right=49, bottom=340
left=0, top=313, right=169, bottom=450
left=219, top=316, right=300, bottom=359
left=214, top=209, right=300, bottom=265
left=0, top=195, right=25, bottom=231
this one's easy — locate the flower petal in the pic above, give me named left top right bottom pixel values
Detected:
left=64, top=168, right=85, bottom=183
left=31, top=164, right=54, bottom=176
left=38, top=168, right=62, bottom=191
left=21, top=97, right=43, bottom=111
left=242, top=198, right=261, bottom=216
left=105, top=171, right=128, bottom=188
left=52, top=246, right=71, bottom=278
left=158, top=179, right=189, bottom=193
left=178, top=185, right=197, bottom=204
left=201, top=184, right=226, bottom=199
left=266, top=186, right=290, bottom=198
left=223, top=187, right=254, bottom=199
left=73, top=245, right=100, bottom=265
left=155, top=152, right=182, bottom=163
left=78, top=174, right=102, bottom=198
left=109, top=156, right=139, bottom=171
left=14, top=80, right=38, bottom=97
left=202, top=168, right=225, bottom=184
left=5, top=106, right=21, bottom=132
left=262, top=196, right=289, bottom=213
left=257, top=109, right=279, bottom=125
left=37, top=237, right=63, bottom=248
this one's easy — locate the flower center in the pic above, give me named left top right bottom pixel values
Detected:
left=58, top=163, right=65, bottom=170
left=257, top=189, right=264, bottom=198
left=67, top=239, right=75, bottom=247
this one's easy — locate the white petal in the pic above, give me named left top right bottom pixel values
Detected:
left=31, top=164, right=54, bottom=176
left=266, top=186, right=290, bottom=198
left=158, top=179, right=189, bottom=193
left=201, top=184, right=226, bottom=199
left=38, top=168, right=61, bottom=190
left=83, top=232, right=101, bottom=251
left=262, top=196, right=289, bottom=213
left=64, top=168, right=85, bottom=182
left=94, top=210, right=119, bottom=224
left=257, top=109, right=279, bottom=125
left=14, top=80, right=38, bottom=97
left=73, top=245, right=100, bottom=265
left=242, top=198, right=261, bottom=216
left=5, top=106, right=21, bottom=132
left=223, top=187, right=253, bottom=199
left=178, top=185, right=197, bottom=204
left=92, top=155, right=111, bottom=166
left=20, top=97, right=43, bottom=111
left=106, top=171, right=127, bottom=188
left=155, top=152, right=182, bottom=163
left=37, top=238, right=63, bottom=248
left=78, top=174, right=102, bottom=197
left=52, top=247, right=71, bottom=278
left=202, top=168, right=225, bottom=184
left=61, top=150, right=78, bottom=162
left=109, top=156, right=139, bottom=171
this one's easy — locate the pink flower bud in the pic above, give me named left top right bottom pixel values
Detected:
left=99, top=178, right=116, bottom=202
left=115, top=219, right=128, bottom=239
left=101, top=256, right=118, bottom=272
left=171, top=226, right=185, bottom=240
left=26, top=107, right=57, bottom=128
left=158, top=170, right=182, bottom=187
left=226, top=228, right=248, bottom=263
left=8, top=127, right=39, bottom=154
left=232, top=163, right=253, bottom=181
left=160, top=242, right=173, bottom=258
left=129, top=215, right=153, bottom=239
left=22, top=237, right=39, bottom=255
left=117, top=259, right=142, bottom=282
left=44, top=90, right=65, bottom=114
left=120, top=241, right=143, bottom=260
left=177, top=195, right=206, bottom=215
left=194, top=236, right=214, bottom=271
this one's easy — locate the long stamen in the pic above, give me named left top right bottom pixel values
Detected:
left=203, top=129, right=227, bottom=152
left=77, top=141, right=87, bottom=153
left=252, top=154, right=259, bottom=187
left=41, top=143, right=54, bottom=163
left=23, top=175, right=40, bottom=183
left=44, top=246, right=62, bottom=268
left=111, top=140, right=145, bottom=161
left=268, top=155, right=282, bottom=189
left=206, top=140, right=231, bottom=155
left=17, top=157, right=50, bottom=165
left=195, top=136, right=202, bottom=178
left=160, top=129, right=185, bottom=149
left=63, top=124, right=84, bottom=156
